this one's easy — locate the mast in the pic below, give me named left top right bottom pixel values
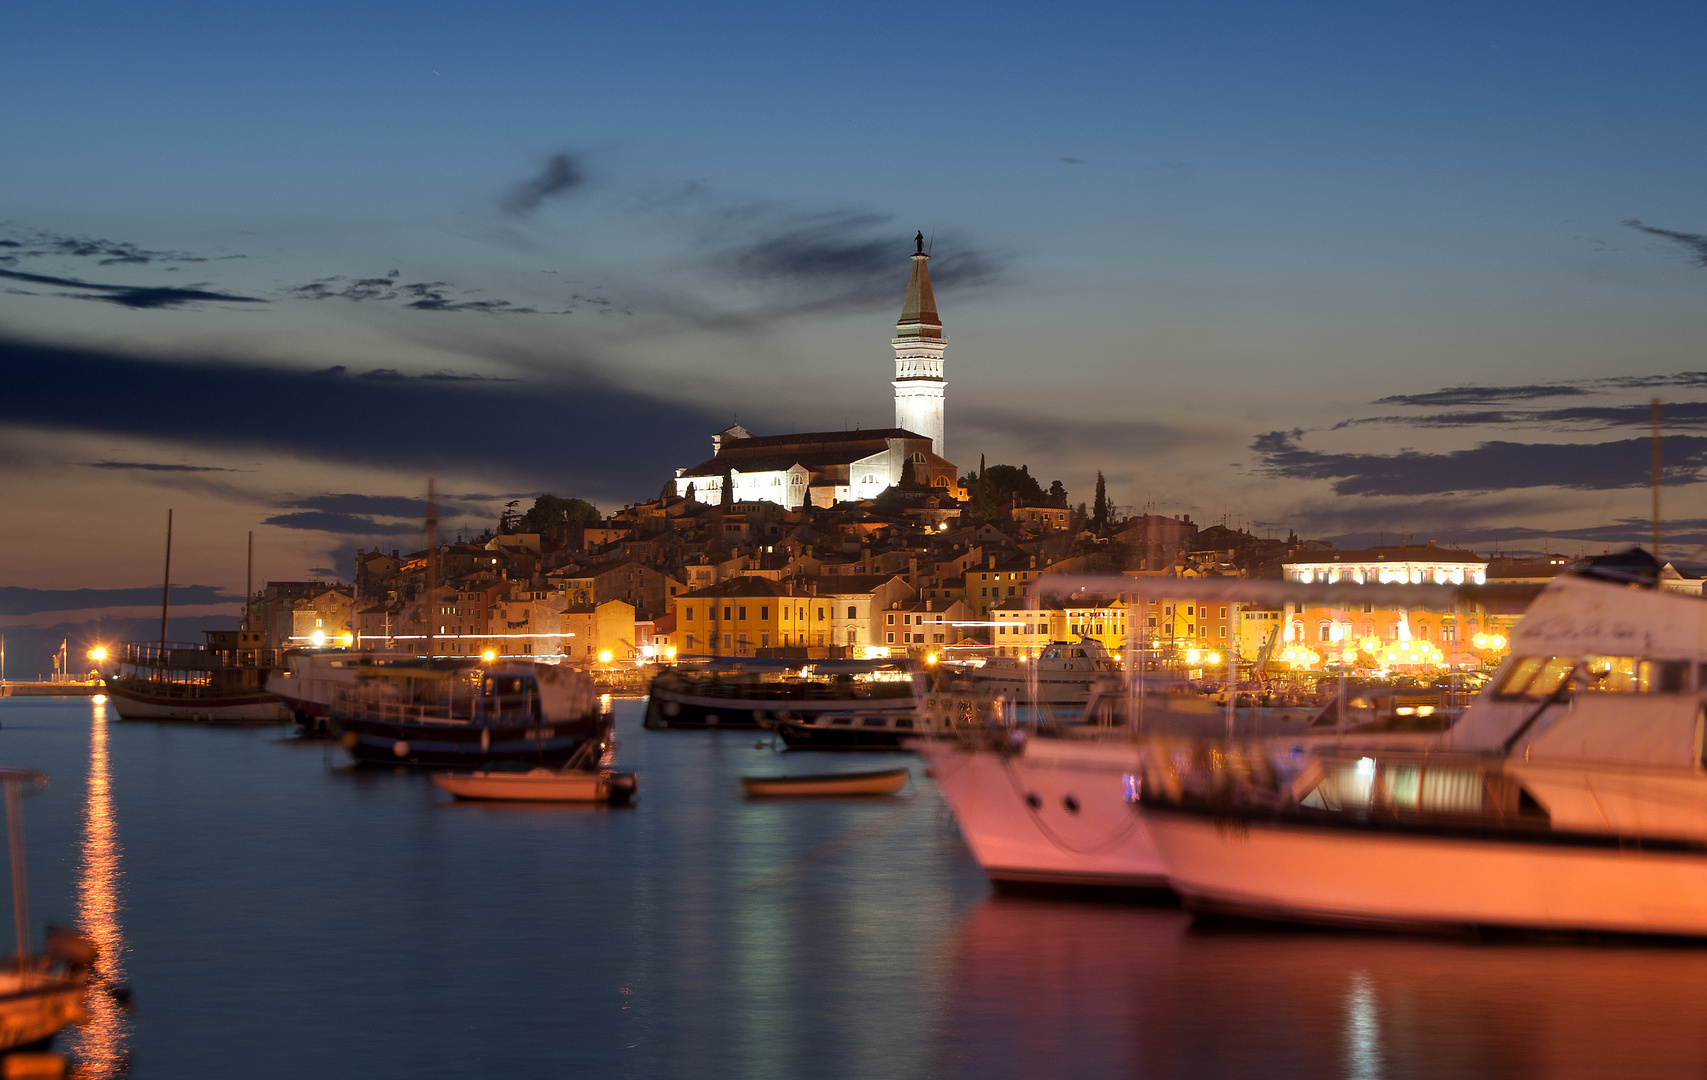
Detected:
left=1652, top=398, right=1663, bottom=563
left=159, top=509, right=174, bottom=669
left=425, top=479, right=438, bottom=660
left=244, top=531, right=253, bottom=631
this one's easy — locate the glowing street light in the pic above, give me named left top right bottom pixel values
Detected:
left=481, top=649, right=497, bottom=662
left=598, top=650, right=614, bottom=664
left=87, top=646, right=107, bottom=663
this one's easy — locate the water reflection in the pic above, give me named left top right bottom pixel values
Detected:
left=64, top=698, right=128, bottom=1077
left=936, top=896, right=1707, bottom=1079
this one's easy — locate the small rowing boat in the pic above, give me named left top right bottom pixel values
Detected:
left=740, top=768, right=909, bottom=798
left=432, top=768, right=638, bottom=804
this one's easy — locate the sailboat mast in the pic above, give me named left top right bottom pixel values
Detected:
left=159, top=509, right=174, bottom=668
left=244, top=531, right=253, bottom=632
left=1652, top=398, right=1662, bottom=562
left=425, top=479, right=438, bottom=660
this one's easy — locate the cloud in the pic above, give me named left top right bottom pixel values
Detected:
left=0, top=336, right=735, bottom=494
left=261, top=511, right=426, bottom=537
left=1335, top=401, right=1707, bottom=432
left=1625, top=219, right=1707, bottom=266
left=0, top=584, right=238, bottom=617
left=289, top=272, right=552, bottom=315
left=712, top=211, right=1003, bottom=316
left=959, top=408, right=1203, bottom=459
left=501, top=153, right=585, bottom=216
left=0, top=267, right=264, bottom=309
left=1252, top=429, right=1707, bottom=496
left=1374, top=383, right=1589, bottom=407
left=86, top=460, right=232, bottom=472
left=0, top=227, right=217, bottom=266
left=1060, top=157, right=1086, bottom=165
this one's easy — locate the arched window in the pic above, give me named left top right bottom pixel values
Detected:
left=858, top=474, right=877, bottom=485
left=912, top=452, right=926, bottom=463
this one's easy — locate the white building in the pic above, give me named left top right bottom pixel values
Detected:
left=1282, top=543, right=1488, bottom=587
left=672, top=237, right=958, bottom=509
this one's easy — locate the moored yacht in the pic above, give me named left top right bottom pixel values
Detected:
left=643, top=659, right=917, bottom=730
left=1140, top=553, right=1707, bottom=936
left=103, top=633, right=290, bottom=723
left=969, top=637, right=1121, bottom=709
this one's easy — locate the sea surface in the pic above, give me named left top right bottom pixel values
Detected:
left=1, top=695, right=1706, bottom=1078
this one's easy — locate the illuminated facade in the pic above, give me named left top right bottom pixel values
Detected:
left=1282, top=543, right=1487, bottom=586
left=892, top=240, right=946, bottom=457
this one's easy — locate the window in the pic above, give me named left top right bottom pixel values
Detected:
left=1219, top=607, right=1227, bottom=618
left=722, top=634, right=732, bottom=649
left=886, top=613, right=895, bottom=625
left=933, top=634, right=944, bottom=643
left=998, top=625, right=1006, bottom=635
left=722, top=606, right=731, bottom=621
left=846, top=628, right=857, bottom=644
left=760, top=606, right=769, bottom=620
left=738, top=606, right=747, bottom=621
left=886, top=632, right=895, bottom=644
left=760, top=633, right=770, bottom=648
left=847, top=606, right=857, bottom=619
left=817, top=607, right=825, bottom=621
left=686, top=634, right=695, bottom=650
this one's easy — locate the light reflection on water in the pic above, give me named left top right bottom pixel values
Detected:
left=63, top=696, right=128, bottom=1077
left=7, top=697, right=1707, bottom=1077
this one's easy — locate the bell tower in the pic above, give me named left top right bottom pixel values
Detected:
left=892, top=232, right=945, bottom=457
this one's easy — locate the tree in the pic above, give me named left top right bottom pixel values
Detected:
left=516, top=494, right=601, bottom=533
left=1092, top=472, right=1109, bottom=533
left=898, top=456, right=920, bottom=489
left=1048, top=480, right=1068, bottom=508
left=966, top=463, right=1046, bottom=521
left=499, top=500, right=522, bottom=534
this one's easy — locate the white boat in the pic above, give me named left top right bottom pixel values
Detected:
left=970, top=637, right=1121, bottom=708
left=432, top=768, right=637, bottom=804
left=1141, top=553, right=1707, bottom=936
left=265, top=650, right=434, bottom=732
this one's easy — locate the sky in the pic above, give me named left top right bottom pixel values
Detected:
left=4, top=0, right=1707, bottom=658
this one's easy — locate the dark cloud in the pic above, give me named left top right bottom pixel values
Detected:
left=716, top=213, right=1002, bottom=315
left=86, top=460, right=231, bottom=472
left=501, top=154, right=586, bottom=216
left=1625, top=219, right=1707, bottom=266
left=1374, top=383, right=1588, bottom=407
left=0, top=267, right=263, bottom=309
left=1252, top=429, right=1707, bottom=496
left=0, top=227, right=215, bottom=266
left=958, top=408, right=1202, bottom=459
left=1060, top=157, right=1086, bottom=165
left=275, top=493, right=484, bottom=519
left=261, top=511, right=425, bottom=537
left=289, top=272, right=550, bottom=315
left=0, top=584, right=238, bottom=616
left=0, top=336, right=735, bottom=493
left=1335, top=401, right=1707, bottom=432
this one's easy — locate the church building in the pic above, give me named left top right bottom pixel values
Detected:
left=673, top=236, right=960, bottom=510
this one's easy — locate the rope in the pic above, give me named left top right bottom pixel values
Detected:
left=998, top=751, right=1145, bottom=856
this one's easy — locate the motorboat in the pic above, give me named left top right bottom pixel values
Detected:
left=265, top=649, right=429, bottom=733
left=969, top=637, right=1121, bottom=710
left=103, top=635, right=290, bottom=723
left=432, top=768, right=637, bottom=804
left=332, top=661, right=612, bottom=769
left=740, top=768, right=910, bottom=798
left=643, top=659, right=917, bottom=730
left=1140, top=553, right=1707, bottom=936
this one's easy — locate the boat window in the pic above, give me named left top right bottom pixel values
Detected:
left=831, top=717, right=853, bottom=725
left=1494, top=656, right=1572, bottom=699
left=895, top=718, right=914, bottom=729
left=1583, top=655, right=1639, bottom=693
left=861, top=717, right=888, bottom=727
left=1641, top=660, right=1690, bottom=694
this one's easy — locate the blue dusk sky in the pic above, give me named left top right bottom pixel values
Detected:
left=4, top=0, right=1707, bottom=620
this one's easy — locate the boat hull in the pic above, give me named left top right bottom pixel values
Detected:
left=915, top=737, right=1168, bottom=891
left=1145, top=802, right=1707, bottom=937
left=337, top=715, right=608, bottom=769
left=741, top=768, right=909, bottom=797
left=644, top=681, right=913, bottom=731
left=432, top=769, right=636, bottom=803
left=104, top=679, right=290, bottom=723
left=0, top=979, right=87, bottom=1052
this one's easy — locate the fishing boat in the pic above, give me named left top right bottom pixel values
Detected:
left=643, top=659, right=917, bottom=730
left=740, top=767, right=910, bottom=798
left=432, top=767, right=637, bottom=804
left=103, top=634, right=289, bottom=723
left=266, top=649, right=439, bottom=733
left=0, top=768, right=108, bottom=1057
left=332, top=661, right=612, bottom=769
left=1140, top=552, right=1707, bottom=936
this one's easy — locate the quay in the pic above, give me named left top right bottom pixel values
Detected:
left=0, top=681, right=101, bottom=698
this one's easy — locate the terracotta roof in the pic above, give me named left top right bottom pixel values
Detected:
left=895, top=252, right=941, bottom=338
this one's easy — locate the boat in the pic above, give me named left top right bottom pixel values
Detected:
left=266, top=649, right=439, bottom=733
left=0, top=768, right=108, bottom=1058
left=1139, top=551, right=1707, bottom=937
left=332, top=661, right=612, bottom=769
left=969, top=637, right=1122, bottom=710
left=103, top=634, right=290, bottom=723
left=643, top=659, right=918, bottom=730
left=432, top=767, right=637, bottom=804
left=915, top=674, right=1428, bottom=894
left=740, top=768, right=910, bottom=798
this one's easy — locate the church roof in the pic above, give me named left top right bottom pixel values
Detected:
left=677, top=428, right=934, bottom=479
left=895, top=252, right=941, bottom=342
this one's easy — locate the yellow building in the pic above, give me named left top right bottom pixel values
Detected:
left=561, top=600, right=636, bottom=665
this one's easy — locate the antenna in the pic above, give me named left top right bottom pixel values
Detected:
left=926, top=230, right=934, bottom=255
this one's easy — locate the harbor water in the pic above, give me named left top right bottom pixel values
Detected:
left=3, top=695, right=1707, bottom=1078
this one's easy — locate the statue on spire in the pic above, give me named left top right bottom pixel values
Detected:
left=914, top=231, right=924, bottom=255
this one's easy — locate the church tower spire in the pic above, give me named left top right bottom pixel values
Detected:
left=893, top=231, right=946, bottom=457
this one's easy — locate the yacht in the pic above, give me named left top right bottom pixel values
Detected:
left=970, top=637, right=1122, bottom=709
left=266, top=649, right=442, bottom=733
left=1139, top=553, right=1707, bottom=936
left=643, top=659, right=916, bottom=730
left=103, top=634, right=290, bottom=723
